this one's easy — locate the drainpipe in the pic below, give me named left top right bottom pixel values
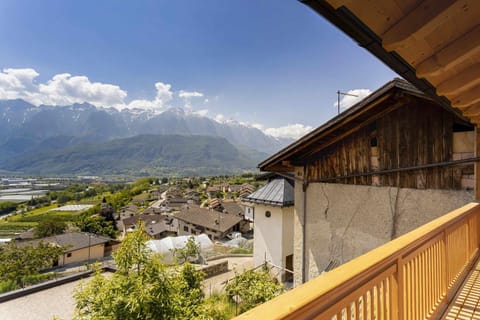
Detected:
left=302, top=165, right=309, bottom=284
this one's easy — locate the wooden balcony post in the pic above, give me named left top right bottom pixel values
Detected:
left=393, top=257, right=403, bottom=320
left=475, top=126, right=480, bottom=200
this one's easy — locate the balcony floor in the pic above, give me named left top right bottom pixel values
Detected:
left=443, top=259, right=480, bottom=319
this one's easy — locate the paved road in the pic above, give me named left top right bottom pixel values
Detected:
left=0, top=276, right=96, bottom=320
left=203, top=256, right=253, bottom=296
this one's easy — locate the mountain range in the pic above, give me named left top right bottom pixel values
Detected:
left=0, top=99, right=290, bottom=176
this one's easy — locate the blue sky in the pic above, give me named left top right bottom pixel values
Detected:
left=0, top=0, right=396, bottom=138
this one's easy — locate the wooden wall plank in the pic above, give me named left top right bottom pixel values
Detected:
left=306, top=101, right=468, bottom=190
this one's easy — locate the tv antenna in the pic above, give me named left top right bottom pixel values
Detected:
left=336, top=90, right=359, bottom=114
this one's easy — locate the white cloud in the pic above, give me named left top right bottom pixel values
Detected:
left=126, top=82, right=173, bottom=111
left=333, top=89, right=372, bottom=111
left=178, top=90, right=204, bottom=109
left=155, top=82, right=174, bottom=104
left=0, top=68, right=180, bottom=111
left=36, top=73, right=127, bottom=107
left=0, top=67, right=314, bottom=141
left=0, top=68, right=38, bottom=89
left=264, top=124, right=313, bottom=140
left=215, top=117, right=312, bottom=140
left=126, top=99, right=157, bottom=110
left=214, top=114, right=225, bottom=123
left=0, top=68, right=39, bottom=101
left=0, top=68, right=127, bottom=108
left=178, top=90, right=203, bottom=99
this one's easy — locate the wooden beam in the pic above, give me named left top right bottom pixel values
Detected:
left=436, top=63, right=480, bottom=96
left=472, top=120, right=480, bottom=126
left=450, top=83, right=480, bottom=108
left=416, top=25, right=480, bottom=78
left=458, top=102, right=480, bottom=117
left=475, top=127, right=480, bottom=200
left=467, top=117, right=480, bottom=126
left=382, top=0, right=458, bottom=51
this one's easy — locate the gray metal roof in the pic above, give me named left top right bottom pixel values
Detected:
left=22, top=232, right=117, bottom=252
left=245, top=178, right=294, bottom=207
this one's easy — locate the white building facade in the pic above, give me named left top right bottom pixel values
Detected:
left=245, top=177, right=294, bottom=282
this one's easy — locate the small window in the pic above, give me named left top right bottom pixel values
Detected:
left=183, top=226, right=189, bottom=232
left=265, top=211, right=271, bottom=218
left=370, top=137, right=377, bottom=147
left=67, top=252, right=72, bottom=258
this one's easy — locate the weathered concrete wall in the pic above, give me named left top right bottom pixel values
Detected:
left=293, top=182, right=473, bottom=286
left=202, top=261, right=228, bottom=278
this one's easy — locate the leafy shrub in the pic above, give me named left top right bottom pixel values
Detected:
left=23, top=272, right=56, bottom=286
left=225, top=267, right=283, bottom=313
left=0, top=279, right=19, bottom=294
left=229, top=248, right=253, bottom=254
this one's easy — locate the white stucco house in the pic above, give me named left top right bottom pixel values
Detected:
left=244, top=176, right=294, bottom=282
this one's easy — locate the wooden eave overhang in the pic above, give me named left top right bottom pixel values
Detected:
left=299, top=0, right=480, bottom=124
left=259, top=79, right=451, bottom=172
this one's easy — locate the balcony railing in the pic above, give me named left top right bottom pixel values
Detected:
left=235, top=202, right=480, bottom=319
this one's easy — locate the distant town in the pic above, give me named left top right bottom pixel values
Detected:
left=0, top=173, right=294, bottom=319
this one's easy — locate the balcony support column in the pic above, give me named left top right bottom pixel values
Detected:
left=302, top=169, right=309, bottom=284
left=475, top=127, right=480, bottom=200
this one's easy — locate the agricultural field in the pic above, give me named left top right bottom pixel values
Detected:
left=0, top=204, right=93, bottom=238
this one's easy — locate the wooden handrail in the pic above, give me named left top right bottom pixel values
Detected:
left=235, top=202, right=480, bottom=319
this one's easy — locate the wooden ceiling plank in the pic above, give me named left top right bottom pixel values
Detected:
left=326, top=0, right=352, bottom=10
left=416, top=25, right=480, bottom=78
left=460, top=103, right=480, bottom=117
left=436, top=63, right=480, bottom=96
left=467, top=115, right=480, bottom=124
left=382, top=0, right=458, bottom=52
left=450, top=84, right=480, bottom=107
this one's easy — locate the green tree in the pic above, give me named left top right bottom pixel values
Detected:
left=225, top=266, right=283, bottom=314
left=57, top=192, right=74, bottom=204
left=34, top=219, right=67, bottom=238
left=0, top=201, right=17, bottom=215
left=172, top=236, right=200, bottom=264
left=0, top=242, right=64, bottom=289
left=74, top=224, right=206, bottom=320
left=76, top=215, right=116, bottom=238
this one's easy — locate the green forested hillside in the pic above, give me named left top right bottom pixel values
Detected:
left=4, top=134, right=267, bottom=176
